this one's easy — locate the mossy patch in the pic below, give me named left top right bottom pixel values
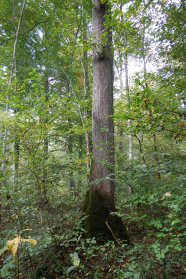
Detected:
left=83, top=189, right=130, bottom=244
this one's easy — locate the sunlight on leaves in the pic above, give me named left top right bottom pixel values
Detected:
left=70, top=252, right=80, bottom=267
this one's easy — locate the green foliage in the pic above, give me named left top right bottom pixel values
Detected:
left=66, top=252, right=80, bottom=274
left=0, top=0, right=185, bottom=278
left=1, top=257, right=15, bottom=279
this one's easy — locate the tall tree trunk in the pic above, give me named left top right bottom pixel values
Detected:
left=91, top=0, right=114, bottom=204
left=13, top=131, right=20, bottom=186
left=82, top=12, right=92, bottom=169
left=78, top=134, right=83, bottom=188
left=68, top=119, right=75, bottom=190
left=118, top=3, right=133, bottom=161
left=42, top=77, right=49, bottom=199
left=122, top=8, right=133, bottom=161
left=1, top=0, right=26, bottom=224
left=118, top=54, right=125, bottom=152
left=13, top=0, right=19, bottom=187
left=2, top=0, right=26, bottom=176
left=83, top=0, right=130, bottom=243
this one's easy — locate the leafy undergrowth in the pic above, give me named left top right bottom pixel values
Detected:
left=1, top=207, right=185, bottom=279
left=1, top=167, right=185, bottom=279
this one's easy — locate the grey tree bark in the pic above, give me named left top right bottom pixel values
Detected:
left=90, top=0, right=114, bottom=206
left=83, top=0, right=130, bottom=243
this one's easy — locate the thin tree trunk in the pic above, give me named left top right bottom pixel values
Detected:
left=118, top=2, right=133, bottom=161
left=78, top=134, right=83, bottom=188
left=12, top=0, right=20, bottom=187
left=82, top=13, right=92, bottom=169
left=119, top=54, right=124, bottom=152
left=123, top=12, right=133, bottom=162
left=68, top=119, right=75, bottom=190
left=43, top=77, right=49, bottom=198
left=2, top=0, right=26, bottom=175
left=119, top=57, right=124, bottom=97
left=120, top=3, right=133, bottom=197
left=13, top=131, right=20, bottom=186
left=1, top=0, right=26, bottom=224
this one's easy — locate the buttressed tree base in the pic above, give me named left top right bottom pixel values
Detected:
left=83, top=189, right=130, bottom=244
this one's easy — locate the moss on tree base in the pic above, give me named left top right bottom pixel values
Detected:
left=82, top=189, right=130, bottom=244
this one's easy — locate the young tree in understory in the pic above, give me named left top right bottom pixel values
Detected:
left=83, top=0, right=130, bottom=243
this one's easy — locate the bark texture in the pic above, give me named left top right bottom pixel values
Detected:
left=83, top=0, right=130, bottom=243
left=83, top=189, right=130, bottom=243
left=91, top=1, right=114, bottom=205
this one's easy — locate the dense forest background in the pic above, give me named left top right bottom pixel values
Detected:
left=0, top=0, right=185, bottom=278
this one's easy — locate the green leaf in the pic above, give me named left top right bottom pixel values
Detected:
left=124, top=272, right=133, bottom=278
left=135, top=78, right=141, bottom=85
left=70, top=252, right=80, bottom=267
left=1, top=261, right=13, bottom=278
left=134, top=272, right=141, bottom=279
left=171, top=219, right=180, bottom=225
left=66, top=265, right=76, bottom=274
left=0, top=246, right=8, bottom=256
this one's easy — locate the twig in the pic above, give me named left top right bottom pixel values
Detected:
left=77, top=234, right=82, bottom=242
left=105, top=219, right=120, bottom=245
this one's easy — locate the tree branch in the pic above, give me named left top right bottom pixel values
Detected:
left=105, top=219, right=120, bottom=245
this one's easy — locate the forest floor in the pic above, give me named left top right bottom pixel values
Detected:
left=1, top=198, right=185, bottom=279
